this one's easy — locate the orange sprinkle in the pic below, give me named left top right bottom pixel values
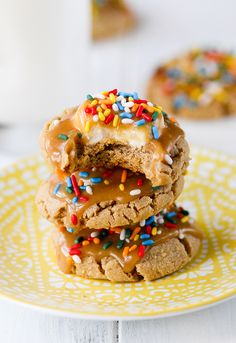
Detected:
left=99, top=99, right=112, bottom=105
left=110, top=227, right=121, bottom=234
left=59, top=226, right=66, bottom=233
left=130, top=227, right=141, bottom=240
left=121, top=169, right=127, bottom=183
left=169, top=117, right=177, bottom=123
left=101, top=103, right=107, bottom=110
left=131, top=104, right=138, bottom=112
left=129, top=245, right=137, bottom=252
left=55, top=168, right=67, bottom=181
left=82, top=240, right=90, bottom=246
left=143, top=104, right=155, bottom=113
left=66, top=256, right=73, bottom=267
left=78, top=179, right=84, bottom=186
left=93, top=238, right=100, bottom=245
left=122, top=246, right=129, bottom=258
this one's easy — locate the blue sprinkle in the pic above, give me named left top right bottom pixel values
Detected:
left=145, top=216, right=155, bottom=225
left=152, top=126, right=159, bottom=140
left=140, top=234, right=150, bottom=239
left=118, top=92, right=133, bottom=97
left=120, top=112, right=133, bottom=119
left=91, top=177, right=103, bottom=184
left=53, top=183, right=61, bottom=195
left=79, top=186, right=86, bottom=190
left=117, top=102, right=124, bottom=111
left=173, top=95, right=187, bottom=110
left=132, top=92, right=139, bottom=100
left=67, top=227, right=74, bottom=233
left=166, top=211, right=176, bottom=218
left=66, top=176, right=72, bottom=188
left=166, top=68, right=182, bottom=79
left=135, top=119, right=146, bottom=126
left=72, top=196, right=78, bottom=204
left=142, top=239, right=154, bottom=246
left=79, top=171, right=89, bottom=178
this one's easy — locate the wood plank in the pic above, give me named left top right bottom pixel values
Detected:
left=119, top=298, right=236, bottom=343
left=0, top=299, right=118, bottom=343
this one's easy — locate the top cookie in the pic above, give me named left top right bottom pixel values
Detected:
left=147, top=48, right=236, bottom=119
left=40, top=89, right=189, bottom=187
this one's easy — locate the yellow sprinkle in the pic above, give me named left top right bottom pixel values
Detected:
left=181, top=216, right=189, bottom=223
left=151, top=227, right=157, bottom=236
left=183, top=170, right=188, bottom=175
left=109, top=93, right=116, bottom=103
left=104, top=109, right=111, bottom=117
left=104, top=179, right=110, bottom=185
left=85, top=121, right=92, bottom=132
left=97, top=106, right=102, bottom=112
left=98, top=112, right=105, bottom=121
left=153, top=106, right=162, bottom=113
left=101, top=103, right=107, bottom=110
left=134, top=234, right=140, bottom=241
left=93, top=238, right=100, bottom=245
left=122, top=246, right=129, bottom=258
left=128, top=97, right=134, bottom=101
left=82, top=240, right=90, bottom=246
left=91, top=100, right=98, bottom=106
left=101, top=91, right=107, bottom=95
left=121, top=169, right=127, bottom=183
left=129, top=245, right=137, bottom=252
left=119, top=183, right=125, bottom=191
left=113, top=114, right=119, bottom=127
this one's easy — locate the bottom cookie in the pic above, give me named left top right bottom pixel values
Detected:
left=51, top=205, right=203, bottom=282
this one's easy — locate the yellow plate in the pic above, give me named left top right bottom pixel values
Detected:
left=0, top=147, right=236, bottom=320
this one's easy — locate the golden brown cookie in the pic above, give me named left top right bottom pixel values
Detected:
left=36, top=170, right=184, bottom=230
left=92, top=0, right=136, bottom=40
left=51, top=205, right=203, bottom=282
left=147, top=48, right=236, bottom=119
left=40, top=90, right=190, bottom=187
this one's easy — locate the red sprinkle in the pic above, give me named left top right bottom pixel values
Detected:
left=142, top=113, right=152, bottom=122
left=85, top=107, right=92, bottom=114
left=134, top=99, right=148, bottom=104
left=88, top=236, right=94, bottom=242
left=71, top=175, right=80, bottom=197
left=165, top=222, right=178, bottom=229
left=105, top=113, right=115, bottom=125
left=137, top=178, right=143, bottom=187
left=103, top=170, right=113, bottom=178
left=109, top=229, right=115, bottom=235
left=70, top=243, right=81, bottom=249
left=91, top=107, right=97, bottom=115
left=138, top=245, right=145, bottom=258
left=79, top=196, right=89, bottom=203
left=146, top=225, right=152, bottom=234
left=136, top=105, right=144, bottom=118
left=108, top=89, right=118, bottom=95
left=71, top=214, right=78, bottom=225
left=69, top=249, right=81, bottom=256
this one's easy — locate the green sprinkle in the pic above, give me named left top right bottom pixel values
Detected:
left=152, top=186, right=161, bottom=191
left=77, top=132, right=83, bottom=138
left=57, top=134, right=68, bottom=141
left=152, top=111, right=159, bottom=121
left=125, top=229, right=132, bottom=239
left=116, top=240, right=124, bottom=249
left=75, top=236, right=84, bottom=244
left=66, top=186, right=73, bottom=194
left=100, top=229, right=109, bottom=238
left=102, top=241, right=112, bottom=250
left=87, top=94, right=93, bottom=100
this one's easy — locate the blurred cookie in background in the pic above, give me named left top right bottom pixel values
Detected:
left=147, top=48, right=236, bottom=119
left=92, top=0, right=136, bottom=40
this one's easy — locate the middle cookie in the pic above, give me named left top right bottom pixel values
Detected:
left=36, top=166, right=185, bottom=231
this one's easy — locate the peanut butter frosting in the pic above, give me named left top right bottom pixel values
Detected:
left=53, top=204, right=203, bottom=275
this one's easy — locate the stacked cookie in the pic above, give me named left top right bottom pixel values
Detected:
left=37, top=89, right=203, bottom=282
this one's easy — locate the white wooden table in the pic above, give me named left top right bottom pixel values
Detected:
left=1, top=0, right=236, bottom=341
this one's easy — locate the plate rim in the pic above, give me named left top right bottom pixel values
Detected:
left=0, top=147, right=236, bottom=320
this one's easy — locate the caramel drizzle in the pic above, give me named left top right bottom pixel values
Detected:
left=50, top=167, right=155, bottom=230
left=53, top=220, right=204, bottom=274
